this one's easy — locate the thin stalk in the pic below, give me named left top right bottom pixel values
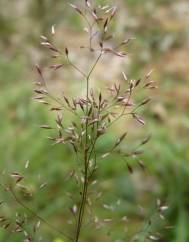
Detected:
left=0, top=184, right=72, bottom=241
left=67, top=56, right=87, bottom=79
left=73, top=52, right=102, bottom=242
left=36, top=67, right=78, bottom=117
left=107, top=90, right=132, bottom=128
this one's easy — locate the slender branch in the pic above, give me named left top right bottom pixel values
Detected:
left=47, top=92, right=79, bottom=116
left=67, top=56, right=87, bottom=79
left=87, top=51, right=102, bottom=78
left=36, top=70, right=78, bottom=116
left=107, top=90, right=133, bottom=128
left=79, top=8, right=94, bottom=50
left=0, top=184, right=72, bottom=241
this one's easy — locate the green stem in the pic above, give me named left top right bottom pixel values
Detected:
left=73, top=52, right=102, bottom=242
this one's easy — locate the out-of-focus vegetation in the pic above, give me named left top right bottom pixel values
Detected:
left=0, top=0, right=189, bottom=241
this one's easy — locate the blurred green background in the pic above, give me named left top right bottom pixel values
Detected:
left=0, top=0, right=189, bottom=242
